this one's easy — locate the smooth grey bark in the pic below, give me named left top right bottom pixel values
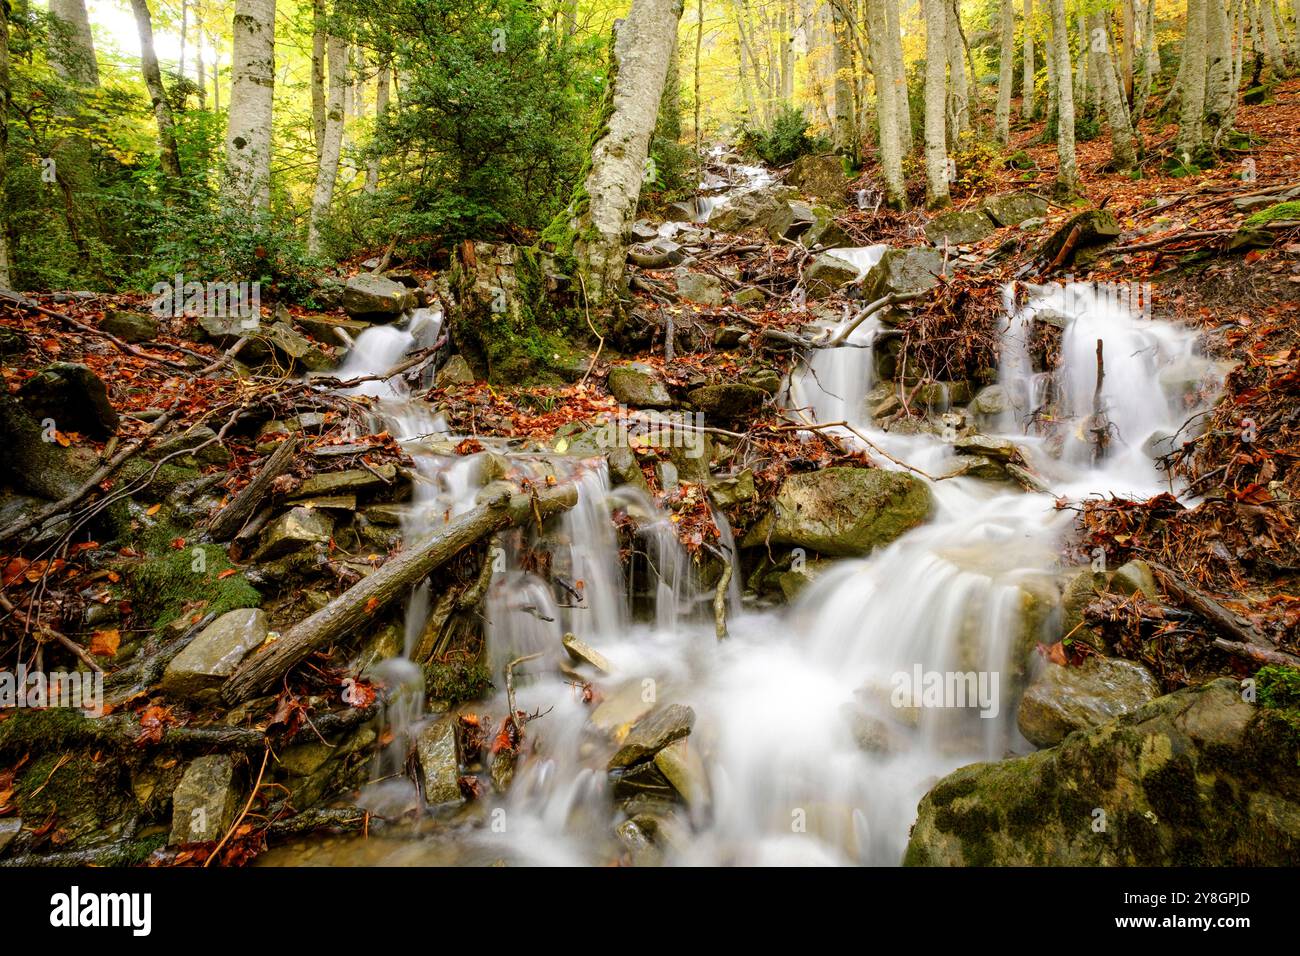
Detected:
left=831, top=0, right=857, bottom=156
left=1134, top=0, right=1157, bottom=118
left=311, top=0, right=326, bottom=160
left=885, top=0, right=912, bottom=153
left=946, top=0, right=970, bottom=137
left=866, top=0, right=905, bottom=206
left=308, top=34, right=346, bottom=255
left=225, top=0, right=276, bottom=210
left=48, top=0, right=99, bottom=86
left=1091, top=11, right=1137, bottom=169
left=129, top=0, right=183, bottom=182
left=1048, top=0, right=1078, bottom=194
left=923, top=0, right=951, bottom=207
left=1177, top=0, right=1209, bottom=157
left=364, top=57, right=389, bottom=193
left=1023, top=0, right=1036, bottom=119
left=571, top=0, right=685, bottom=306
left=1205, top=0, right=1237, bottom=142
left=996, top=0, right=1016, bottom=143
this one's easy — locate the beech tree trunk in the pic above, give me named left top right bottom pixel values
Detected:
left=1134, top=0, right=1158, bottom=118
left=923, top=0, right=951, bottom=207
left=1177, top=0, right=1209, bottom=157
left=1023, top=0, right=1036, bottom=119
left=365, top=58, right=389, bottom=194
left=886, top=0, right=912, bottom=153
left=226, top=0, right=277, bottom=210
left=866, top=0, right=905, bottom=206
left=1205, top=0, right=1237, bottom=142
left=568, top=0, right=685, bottom=307
left=1049, top=0, right=1078, bottom=194
left=996, top=0, right=1015, bottom=143
left=48, top=0, right=100, bottom=86
left=129, top=0, right=183, bottom=182
left=308, top=34, right=346, bottom=255
left=1092, top=12, right=1137, bottom=169
left=946, top=0, right=970, bottom=138
left=311, top=0, right=327, bottom=161
left=0, top=1, right=11, bottom=290
left=831, top=0, right=857, bottom=158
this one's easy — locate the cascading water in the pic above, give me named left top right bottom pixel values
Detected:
left=270, top=276, right=1221, bottom=867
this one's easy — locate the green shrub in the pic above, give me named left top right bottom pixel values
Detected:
left=740, top=102, right=832, bottom=166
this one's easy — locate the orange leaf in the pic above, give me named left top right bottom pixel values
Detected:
left=217, top=568, right=239, bottom=579
left=364, top=596, right=380, bottom=614
left=145, top=504, right=162, bottom=516
left=90, top=629, right=121, bottom=658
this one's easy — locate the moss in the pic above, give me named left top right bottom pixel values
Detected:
left=1256, top=664, right=1300, bottom=709
left=1141, top=753, right=1202, bottom=829
left=118, top=458, right=202, bottom=496
left=932, top=803, right=998, bottom=866
left=112, top=832, right=167, bottom=866
left=0, top=707, right=97, bottom=754
left=425, top=659, right=493, bottom=703
left=1244, top=200, right=1300, bottom=227
left=125, top=544, right=260, bottom=631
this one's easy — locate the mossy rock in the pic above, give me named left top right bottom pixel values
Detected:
left=1243, top=200, right=1300, bottom=227
left=124, top=544, right=261, bottom=632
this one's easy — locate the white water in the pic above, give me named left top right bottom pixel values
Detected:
left=308, top=273, right=1218, bottom=867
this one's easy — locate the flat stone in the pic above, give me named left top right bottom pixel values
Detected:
left=981, top=192, right=1049, bottom=227
left=254, top=506, right=334, bottom=560
left=265, top=321, right=334, bottom=372
left=562, top=632, right=612, bottom=673
left=169, top=754, right=240, bottom=844
left=609, top=704, right=696, bottom=769
left=590, top=682, right=656, bottom=736
left=653, top=738, right=710, bottom=807
left=293, top=464, right=396, bottom=498
left=954, top=434, right=1018, bottom=461
left=294, top=314, right=371, bottom=344
left=340, top=273, right=416, bottom=320
left=160, top=608, right=268, bottom=698
left=101, top=310, right=158, bottom=343
left=675, top=270, right=725, bottom=306
left=415, top=717, right=464, bottom=806
left=1017, top=657, right=1161, bottom=747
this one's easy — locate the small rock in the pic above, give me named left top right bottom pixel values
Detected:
left=608, top=363, right=672, bottom=408
left=675, top=270, right=725, bottom=306
left=436, top=354, right=476, bottom=387
left=169, top=755, right=240, bottom=845
left=729, top=286, right=767, bottom=308
left=0, top=817, right=20, bottom=853
left=954, top=434, right=1018, bottom=461
left=160, top=608, right=268, bottom=698
left=804, top=251, right=862, bottom=298
left=415, top=717, right=464, bottom=806
left=653, top=738, right=710, bottom=808
left=980, top=192, right=1049, bottom=227
left=101, top=310, right=159, bottom=343
left=608, top=704, right=696, bottom=769
left=293, top=464, right=397, bottom=498
left=924, top=208, right=996, bottom=245
left=254, top=506, right=334, bottom=560
left=562, top=632, right=612, bottom=673
left=969, top=384, right=1010, bottom=417
left=1111, top=559, right=1157, bottom=599
left=1038, top=208, right=1122, bottom=266
left=265, top=321, right=334, bottom=372
left=687, top=382, right=767, bottom=421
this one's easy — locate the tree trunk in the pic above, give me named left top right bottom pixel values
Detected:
left=1133, top=0, right=1157, bottom=118
left=1049, top=0, right=1078, bottom=194
left=1121, top=0, right=1135, bottom=101
left=1205, top=0, right=1237, bottom=142
left=311, top=0, right=326, bottom=161
left=129, top=0, right=183, bottom=182
left=222, top=484, right=578, bottom=704
left=1177, top=0, right=1209, bottom=158
left=365, top=57, right=389, bottom=194
left=866, top=0, right=905, bottom=206
left=923, top=0, right=951, bottom=207
left=1022, top=0, right=1036, bottom=119
left=831, top=0, right=857, bottom=157
left=946, top=0, right=970, bottom=138
left=1257, top=0, right=1288, bottom=74
left=1092, top=11, right=1137, bottom=169
left=996, top=0, right=1015, bottom=143
left=308, top=34, right=346, bottom=256
left=48, top=0, right=100, bottom=86
left=226, top=0, right=276, bottom=211
left=568, top=0, right=685, bottom=307
left=885, top=0, right=912, bottom=152
left=0, top=1, right=11, bottom=290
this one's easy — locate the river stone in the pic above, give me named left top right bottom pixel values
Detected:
left=860, top=247, right=946, bottom=301
left=436, top=354, right=476, bottom=387
left=906, top=679, right=1300, bottom=865
left=150, top=424, right=231, bottom=465
left=294, top=313, right=371, bottom=344
left=766, top=199, right=817, bottom=241
left=729, top=287, right=767, bottom=308
left=293, top=464, right=397, bottom=498
left=742, top=467, right=932, bottom=557
left=340, top=273, right=416, bottom=319
left=562, top=632, right=612, bottom=673
left=18, top=362, right=119, bottom=438
left=161, top=608, right=269, bottom=698
left=804, top=252, right=861, bottom=298
left=608, top=363, right=672, bottom=408
left=169, top=755, right=240, bottom=845
left=1111, top=559, right=1158, bottom=599
left=1038, top=208, right=1122, bottom=265
left=607, top=445, right=650, bottom=494
left=707, top=187, right=786, bottom=234
left=653, top=738, right=710, bottom=808
left=707, top=469, right=755, bottom=507
left=787, top=153, right=848, bottom=206
left=951, top=455, right=1008, bottom=481
left=687, top=382, right=767, bottom=420
left=776, top=557, right=831, bottom=601
left=101, top=310, right=158, bottom=343
left=612, top=760, right=678, bottom=801
left=609, top=704, right=696, bottom=769
left=801, top=206, right=850, bottom=248
left=675, top=270, right=725, bottom=306
left=1061, top=568, right=1108, bottom=651
left=924, top=208, right=996, bottom=246
left=255, top=506, right=334, bottom=559
left=1017, top=657, right=1161, bottom=747
left=981, top=192, right=1049, bottom=227
left=954, top=434, right=1018, bottom=461
left=416, top=717, right=464, bottom=806
left=0, top=817, right=19, bottom=853
left=969, top=384, right=1011, bottom=417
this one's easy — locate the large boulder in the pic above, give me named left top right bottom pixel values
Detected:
left=101, top=310, right=159, bottom=343
left=741, top=467, right=932, bottom=556
left=707, top=186, right=787, bottom=234
left=800, top=206, right=850, bottom=249
left=924, top=208, right=996, bottom=246
left=160, top=608, right=268, bottom=699
left=340, top=273, right=416, bottom=320
left=981, top=192, right=1049, bottom=227
left=687, top=382, right=767, bottom=421
left=787, top=154, right=849, bottom=207
left=804, top=251, right=862, bottom=298
left=766, top=200, right=817, bottom=241
left=1017, top=657, right=1162, bottom=747
left=905, top=679, right=1300, bottom=865
left=675, top=270, right=725, bottom=306
left=18, top=362, right=119, bottom=439
left=860, top=248, right=946, bottom=301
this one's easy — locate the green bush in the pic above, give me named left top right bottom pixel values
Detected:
left=740, top=102, right=832, bottom=166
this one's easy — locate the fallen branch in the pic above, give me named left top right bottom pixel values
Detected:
left=0, top=593, right=102, bottom=673
left=221, top=483, right=578, bottom=703
left=1211, top=637, right=1300, bottom=668
left=0, top=291, right=187, bottom=369
left=714, top=562, right=732, bottom=640
left=825, top=290, right=926, bottom=346
left=206, top=436, right=300, bottom=542
left=1148, top=561, right=1275, bottom=651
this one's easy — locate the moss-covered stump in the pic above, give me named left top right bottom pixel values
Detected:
left=904, top=679, right=1300, bottom=866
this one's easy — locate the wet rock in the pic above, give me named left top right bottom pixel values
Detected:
left=804, top=251, right=861, bottom=298
left=776, top=557, right=830, bottom=601
left=590, top=682, right=656, bottom=736
left=254, top=506, right=334, bottom=560
left=195, top=314, right=270, bottom=362
left=0, top=817, right=20, bottom=853
left=860, top=247, right=946, bottom=301
left=294, top=313, right=371, bottom=344
left=609, top=704, right=696, bottom=769
left=293, top=464, right=397, bottom=498
left=766, top=199, right=817, bottom=241
left=169, top=755, right=240, bottom=845
left=843, top=704, right=899, bottom=755
left=160, top=608, right=269, bottom=698
left=750, top=368, right=783, bottom=395
left=924, top=208, right=996, bottom=246
left=707, top=469, right=755, bottom=507
left=980, top=192, right=1049, bottom=227
left=912, top=380, right=974, bottom=408
left=1061, top=568, right=1109, bottom=652
left=416, top=717, right=464, bottom=806
left=654, top=459, right=679, bottom=493
left=631, top=219, right=660, bottom=241
left=562, top=632, right=612, bottom=673
left=954, top=434, right=1018, bottom=461
left=1111, top=559, right=1158, bottom=599
left=436, top=354, right=476, bottom=387
left=1017, top=656, right=1161, bottom=747
left=653, top=738, right=710, bottom=808
left=18, top=362, right=118, bottom=439
left=675, top=270, right=725, bottom=306
left=906, top=679, right=1300, bottom=865
left=950, top=455, right=1008, bottom=481
left=101, top=310, right=158, bottom=343
left=340, top=273, right=416, bottom=319
left=1038, top=208, right=1122, bottom=266
left=611, top=760, right=678, bottom=801
left=608, top=363, right=672, bottom=409
left=741, top=467, right=932, bottom=557
left=687, top=382, right=767, bottom=421
left=787, top=154, right=848, bottom=206
left=969, top=384, right=1010, bottom=418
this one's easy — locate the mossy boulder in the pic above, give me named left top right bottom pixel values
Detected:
left=804, top=251, right=862, bottom=298
left=101, top=310, right=159, bottom=343
left=1243, top=200, right=1300, bottom=227
left=1038, top=208, right=1122, bottom=266
left=980, top=192, right=1049, bottom=228
left=687, top=382, right=768, bottom=421
left=340, top=273, right=416, bottom=320
left=860, top=247, right=946, bottom=301
left=124, top=544, right=261, bottom=632
left=741, top=466, right=932, bottom=557
left=905, top=679, right=1300, bottom=865
left=924, top=208, right=996, bottom=246
left=787, top=153, right=849, bottom=207
left=18, top=362, right=119, bottom=439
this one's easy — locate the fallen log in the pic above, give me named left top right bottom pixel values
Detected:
left=1148, top=561, right=1276, bottom=652
left=206, top=435, right=299, bottom=541
left=221, top=482, right=579, bottom=703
